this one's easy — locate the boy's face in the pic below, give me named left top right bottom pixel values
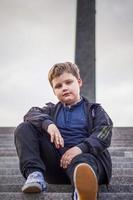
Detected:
left=52, top=72, right=82, bottom=105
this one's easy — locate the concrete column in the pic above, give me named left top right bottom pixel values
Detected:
left=75, top=0, right=95, bottom=102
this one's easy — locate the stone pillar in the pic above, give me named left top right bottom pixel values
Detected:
left=75, top=0, right=95, bottom=102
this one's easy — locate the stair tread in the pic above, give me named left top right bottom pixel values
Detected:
left=0, top=192, right=133, bottom=200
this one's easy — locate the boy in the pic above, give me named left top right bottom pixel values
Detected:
left=14, top=62, right=113, bottom=200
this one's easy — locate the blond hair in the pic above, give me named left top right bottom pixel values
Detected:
left=48, top=62, right=80, bottom=86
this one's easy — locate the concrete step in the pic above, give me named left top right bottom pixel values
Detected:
left=0, top=126, right=133, bottom=136
left=1, top=162, right=133, bottom=168
left=112, top=162, right=133, bottom=168
left=0, top=144, right=15, bottom=148
left=0, top=184, right=72, bottom=193
left=0, top=175, right=132, bottom=185
left=109, top=151, right=133, bottom=157
left=109, top=147, right=133, bottom=151
left=0, top=127, right=15, bottom=134
left=111, top=139, right=133, bottom=142
left=0, top=156, right=133, bottom=163
left=0, top=136, right=132, bottom=141
left=0, top=135, right=132, bottom=142
left=1, top=140, right=133, bottom=148
left=0, top=192, right=133, bottom=200
left=1, top=144, right=133, bottom=149
left=0, top=147, right=133, bottom=157
left=109, top=148, right=133, bottom=157
left=0, top=148, right=17, bottom=156
left=111, top=142, right=133, bottom=147
left=0, top=167, right=133, bottom=176
left=1, top=139, right=133, bottom=143
left=112, top=127, right=133, bottom=136
left=0, top=136, right=13, bottom=140
left=1, top=133, right=132, bottom=139
left=1, top=135, right=132, bottom=140
left=0, top=168, right=21, bottom=175
left=111, top=157, right=133, bottom=162
left=0, top=151, right=132, bottom=157
left=1, top=147, right=132, bottom=152
left=0, top=157, right=18, bottom=162
left=112, top=168, right=133, bottom=176
left=0, top=183, right=133, bottom=193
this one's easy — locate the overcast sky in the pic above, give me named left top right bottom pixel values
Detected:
left=96, top=0, right=133, bottom=126
left=0, top=0, right=76, bottom=126
left=0, top=0, right=133, bottom=126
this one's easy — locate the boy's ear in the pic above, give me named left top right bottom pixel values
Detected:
left=78, top=78, right=83, bottom=87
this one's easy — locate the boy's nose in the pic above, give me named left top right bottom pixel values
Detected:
left=62, top=84, right=68, bottom=91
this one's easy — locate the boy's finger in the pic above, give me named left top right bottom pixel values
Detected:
left=53, top=134, right=60, bottom=148
left=50, top=133, right=54, bottom=143
left=54, top=134, right=59, bottom=144
left=59, top=136, right=64, bottom=147
left=60, top=137, right=64, bottom=147
left=60, top=158, right=69, bottom=169
left=55, top=133, right=61, bottom=144
left=60, top=158, right=64, bottom=168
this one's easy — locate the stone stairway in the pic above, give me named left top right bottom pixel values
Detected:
left=0, top=127, right=133, bottom=200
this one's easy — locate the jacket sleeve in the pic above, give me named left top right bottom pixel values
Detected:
left=23, top=103, right=55, bottom=132
left=77, top=105, right=113, bottom=156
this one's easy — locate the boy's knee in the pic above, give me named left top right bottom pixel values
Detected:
left=71, top=153, right=93, bottom=164
left=14, top=122, right=31, bottom=138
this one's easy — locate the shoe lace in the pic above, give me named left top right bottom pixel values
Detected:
left=26, top=172, right=44, bottom=185
left=29, top=172, right=41, bottom=180
left=73, top=189, right=79, bottom=200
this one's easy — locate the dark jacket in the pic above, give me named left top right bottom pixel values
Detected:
left=24, top=96, right=113, bottom=183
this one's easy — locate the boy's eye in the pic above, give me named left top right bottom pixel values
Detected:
left=66, top=80, right=73, bottom=85
left=54, top=84, right=62, bottom=89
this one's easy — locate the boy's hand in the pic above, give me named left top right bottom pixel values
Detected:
left=47, top=124, right=64, bottom=149
left=60, top=146, right=82, bottom=169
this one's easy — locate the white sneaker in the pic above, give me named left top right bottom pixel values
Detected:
left=22, top=171, right=47, bottom=193
left=73, top=163, right=98, bottom=200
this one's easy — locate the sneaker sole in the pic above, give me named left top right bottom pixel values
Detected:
left=74, top=163, right=98, bottom=200
left=22, top=182, right=42, bottom=193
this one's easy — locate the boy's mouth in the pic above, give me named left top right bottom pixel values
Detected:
left=63, top=93, right=70, bottom=97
